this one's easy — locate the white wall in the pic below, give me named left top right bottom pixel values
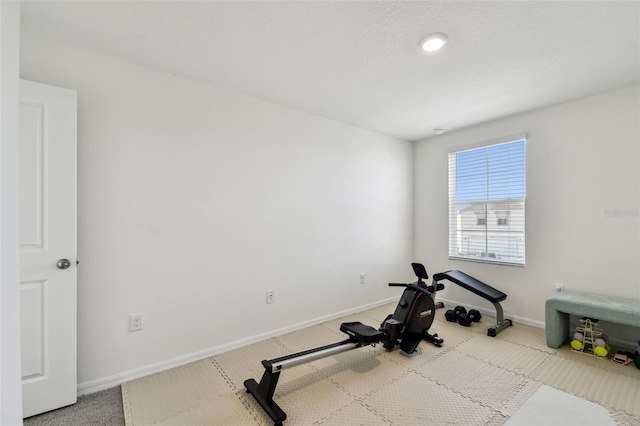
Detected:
left=415, top=85, right=640, bottom=327
left=20, top=34, right=414, bottom=390
left=1, top=2, right=23, bottom=424
left=19, top=30, right=639, bottom=394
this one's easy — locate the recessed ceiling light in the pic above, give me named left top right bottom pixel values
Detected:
left=419, top=32, right=448, bottom=52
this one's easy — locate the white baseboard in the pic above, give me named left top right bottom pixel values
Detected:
left=90, top=295, right=636, bottom=396
left=89, top=295, right=638, bottom=395
left=77, top=296, right=398, bottom=396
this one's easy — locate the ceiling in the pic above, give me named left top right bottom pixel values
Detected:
left=20, top=1, right=640, bottom=142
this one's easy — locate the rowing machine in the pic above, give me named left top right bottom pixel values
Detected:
left=244, top=263, right=443, bottom=425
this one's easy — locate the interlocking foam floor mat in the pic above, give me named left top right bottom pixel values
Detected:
left=122, top=308, right=640, bottom=425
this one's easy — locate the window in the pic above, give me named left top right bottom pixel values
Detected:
left=448, top=135, right=526, bottom=266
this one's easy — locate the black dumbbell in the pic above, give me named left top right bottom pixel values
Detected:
left=458, top=309, right=482, bottom=326
left=445, top=306, right=467, bottom=322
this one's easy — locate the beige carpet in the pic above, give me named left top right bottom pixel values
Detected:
left=122, top=303, right=640, bottom=425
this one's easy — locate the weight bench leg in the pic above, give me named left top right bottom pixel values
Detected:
left=487, top=301, right=512, bottom=337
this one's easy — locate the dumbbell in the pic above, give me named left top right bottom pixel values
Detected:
left=458, top=309, right=482, bottom=326
left=445, top=306, right=467, bottom=322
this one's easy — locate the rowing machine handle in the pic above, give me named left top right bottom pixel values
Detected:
left=388, top=282, right=432, bottom=297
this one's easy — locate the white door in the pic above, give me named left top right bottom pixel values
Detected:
left=19, top=79, right=77, bottom=418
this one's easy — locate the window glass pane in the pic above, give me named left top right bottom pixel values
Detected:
left=448, top=138, right=526, bottom=266
left=488, top=141, right=525, bottom=200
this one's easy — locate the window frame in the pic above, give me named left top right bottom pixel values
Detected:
left=447, top=133, right=527, bottom=267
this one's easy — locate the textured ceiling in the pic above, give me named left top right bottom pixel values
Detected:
left=20, top=1, right=640, bottom=142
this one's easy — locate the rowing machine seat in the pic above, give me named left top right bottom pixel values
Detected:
left=340, top=322, right=383, bottom=344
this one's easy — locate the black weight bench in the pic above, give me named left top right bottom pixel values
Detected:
left=433, top=270, right=512, bottom=336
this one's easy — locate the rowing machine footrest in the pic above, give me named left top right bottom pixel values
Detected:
left=340, top=322, right=383, bottom=344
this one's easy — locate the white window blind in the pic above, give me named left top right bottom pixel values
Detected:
left=448, top=135, right=526, bottom=266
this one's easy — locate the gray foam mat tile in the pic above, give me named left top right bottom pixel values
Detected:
left=414, top=349, right=527, bottom=409
left=456, top=335, right=552, bottom=376
left=484, top=412, right=509, bottom=426
left=577, top=368, right=640, bottom=416
left=493, top=322, right=555, bottom=352
left=237, top=389, right=278, bottom=426
left=122, top=358, right=231, bottom=425
left=153, top=391, right=260, bottom=426
left=379, top=343, right=443, bottom=369
left=610, top=409, right=640, bottom=426
left=532, top=355, right=640, bottom=416
left=313, top=348, right=410, bottom=399
left=274, top=372, right=353, bottom=425
left=212, top=337, right=291, bottom=390
left=316, top=400, right=391, bottom=425
left=271, top=363, right=327, bottom=396
left=240, top=363, right=342, bottom=424
left=495, top=378, right=543, bottom=417
left=362, top=371, right=494, bottom=425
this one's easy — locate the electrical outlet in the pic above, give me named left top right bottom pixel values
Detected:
left=266, top=290, right=275, bottom=304
left=555, top=283, right=564, bottom=293
left=359, top=273, right=366, bottom=285
left=129, top=313, right=144, bottom=332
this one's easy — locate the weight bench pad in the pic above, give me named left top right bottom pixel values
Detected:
left=340, top=322, right=383, bottom=344
left=434, top=270, right=507, bottom=303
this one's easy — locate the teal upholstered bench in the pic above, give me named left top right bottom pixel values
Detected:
left=545, top=291, right=640, bottom=348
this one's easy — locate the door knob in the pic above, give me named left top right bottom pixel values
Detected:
left=56, top=258, right=71, bottom=270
